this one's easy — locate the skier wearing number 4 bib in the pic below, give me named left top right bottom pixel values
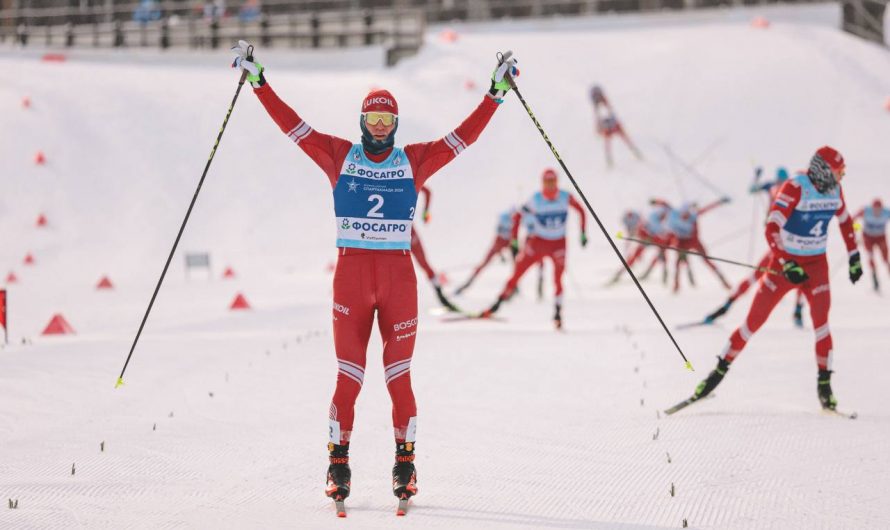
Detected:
left=232, top=41, right=518, bottom=514
left=686, top=146, right=861, bottom=413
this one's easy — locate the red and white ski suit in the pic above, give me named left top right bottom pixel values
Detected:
left=498, top=191, right=587, bottom=304
left=721, top=177, right=857, bottom=371
left=255, top=83, right=500, bottom=444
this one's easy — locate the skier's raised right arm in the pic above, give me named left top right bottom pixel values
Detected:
left=233, top=43, right=352, bottom=187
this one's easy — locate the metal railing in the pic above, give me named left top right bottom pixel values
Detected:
left=0, top=2, right=425, bottom=65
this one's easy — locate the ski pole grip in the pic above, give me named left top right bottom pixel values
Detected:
left=238, top=44, right=255, bottom=85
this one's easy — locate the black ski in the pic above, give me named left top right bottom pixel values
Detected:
left=822, top=408, right=858, bottom=420
left=333, top=499, right=346, bottom=518
left=439, top=312, right=507, bottom=323
left=675, top=320, right=717, bottom=331
left=664, top=393, right=715, bottom=415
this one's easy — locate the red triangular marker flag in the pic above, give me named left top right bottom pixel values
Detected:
left=230, top=293, right=251, bottom=310
left=42, top=313, right=75, bottom=335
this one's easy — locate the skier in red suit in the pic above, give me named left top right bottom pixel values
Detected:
left=609, top=204, right=669, bottom=285
left=706, top=170, right=806, bottom=326
left=482, top=169, right=588, bottom=328
left=853, top=198, right=890, bottom=292
left=591, top=85, right=642, bottom=168
left=689, top=146, right=861, bottom=412
left=653, top=197, right=732, bottom=292
left=232, top=41, right=517, bottom=507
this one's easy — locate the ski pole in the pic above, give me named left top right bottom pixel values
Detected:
left=616, top=233, right=781, bottom=275
left=659, top=143, right=728, bottom=198
left=504, top=69, right=694, bottom=371
left=115, top=48, right=254, bottom=388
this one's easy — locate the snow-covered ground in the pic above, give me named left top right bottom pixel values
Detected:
left=2, top=4, right=890, bottom=528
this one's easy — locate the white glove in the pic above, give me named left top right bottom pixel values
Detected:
left=231, top=40, right=264, bottom=87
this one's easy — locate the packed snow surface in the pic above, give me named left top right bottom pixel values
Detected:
left=2, top=4, right=890, bottom=529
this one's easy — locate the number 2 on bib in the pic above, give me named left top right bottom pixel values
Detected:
left=367, top=194, right=384, bottom=218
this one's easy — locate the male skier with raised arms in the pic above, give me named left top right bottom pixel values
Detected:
left=672, top=147, right=862, bottom=415
left=232, top=41, right=518, bottom=515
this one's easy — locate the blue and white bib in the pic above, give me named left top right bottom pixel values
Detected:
left=525, top=191, right=570, bottom=240
left=333, top=145, right=417, bottom=250
left=779, top=175, right=842, bottom=256
left=862, top=207, right=890, bottom=237
left=645, top=205, right=668, bottom=237
left=667, top=207, right=697, bottom=239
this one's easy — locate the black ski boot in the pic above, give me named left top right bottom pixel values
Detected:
left=554, top=303, right=562, bottom=330
left=481, top=296, right=505, bottom=318
left=873, top=271, right=880, bottom=293
left=818, top=369, right=837, bottom=410
left=792, top=303, right=804, bottom=329
left=325, top=443, right=351, bottom=501
left=392, top=442, right=418, bottom=500
left=704, top=299, right=733, bottom=324
left=694, top=357, right=731, bottom=399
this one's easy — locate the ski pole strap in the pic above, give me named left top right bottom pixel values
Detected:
left=615, top=232, right=781, bottom=275
left=505, top=73, right=693, bottom=371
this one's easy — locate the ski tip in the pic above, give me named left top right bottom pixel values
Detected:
left=334, top=500, right=346, bottom=517
left=114, top=377, right=124, bottom=389
left=685, top=361, right=694, bottom=372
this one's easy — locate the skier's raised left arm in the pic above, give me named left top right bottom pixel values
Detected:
left=406, top=55, right=519, bottom=189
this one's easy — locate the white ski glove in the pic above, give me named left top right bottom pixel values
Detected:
left=231, top=40, right=265, bottom=88
left=488, top=50, right=518, bottom=101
